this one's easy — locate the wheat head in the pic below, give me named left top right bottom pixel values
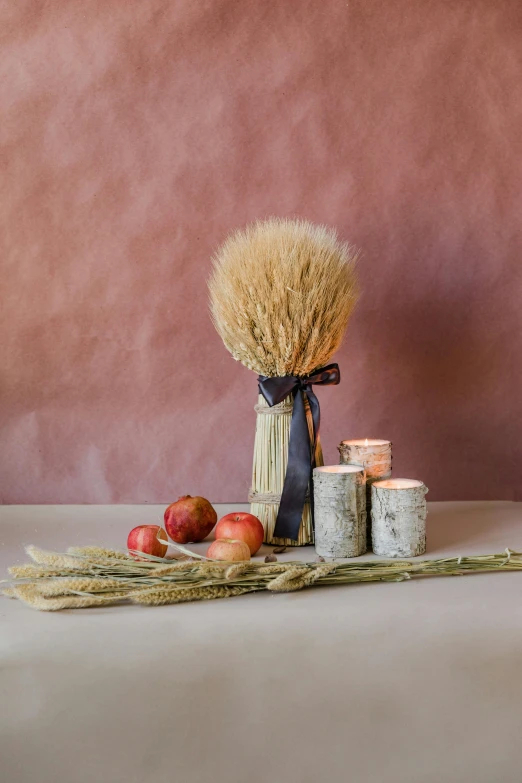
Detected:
left=209, top=218, right=359, bottom=377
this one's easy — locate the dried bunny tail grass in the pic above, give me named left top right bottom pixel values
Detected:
left=8, top=564, right=77, bottom=578
left=266, top=566, right=311, bottom=592
left=267, top=562, right=358, bottom=591
left=26, top=546, right=84, bottom=569
left=150, top=562, right=196, bottom=575
left=209, top=218, right=359, bottom=377
left=194, top=562, right=229, bottom=577
left=224, top=563, right=250, bottom=579
left=256, top=563, right=297, bottom=574
left=3, top=584, right=41, bottom=604
left=36, top=578, right=125, bottom=596
left=5, top=583, right=127, bottom=611
left=67, top=546, right=132, bottom=560
left=129, top=584, right=254, bottom=606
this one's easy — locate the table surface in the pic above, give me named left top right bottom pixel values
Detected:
left=2, top=501, right=522, bottom=783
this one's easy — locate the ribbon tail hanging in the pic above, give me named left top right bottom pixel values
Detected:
left=272, top=389, right=312, bottom=541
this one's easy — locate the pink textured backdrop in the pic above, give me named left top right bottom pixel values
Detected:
left=1, top=0, right=521, bottom=504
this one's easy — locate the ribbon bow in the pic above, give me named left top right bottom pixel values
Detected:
left=258, top=363, right=341, bottom=541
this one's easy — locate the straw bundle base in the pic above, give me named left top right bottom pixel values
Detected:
left=250, top=501, right=315, bottom=548
left=250, top=392, right=323, bottom=546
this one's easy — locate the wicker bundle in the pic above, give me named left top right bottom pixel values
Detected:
left=209, top=218, right=359, bottom=545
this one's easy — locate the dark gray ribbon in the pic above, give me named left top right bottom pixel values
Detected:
left=257, top=363, right=341, bottom=541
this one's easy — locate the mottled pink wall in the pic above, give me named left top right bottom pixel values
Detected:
left=1, top=0, right=521, bottom=504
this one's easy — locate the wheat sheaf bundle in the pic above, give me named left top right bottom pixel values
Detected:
left=209, top=218, right=359, bottom=377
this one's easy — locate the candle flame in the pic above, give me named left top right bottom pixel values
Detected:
left=365, top=438, right=368, bottom=447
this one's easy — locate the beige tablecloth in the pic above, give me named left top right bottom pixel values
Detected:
left=1, top=502, right=522, bottom=783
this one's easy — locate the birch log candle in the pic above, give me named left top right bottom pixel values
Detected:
left=371, top=479, right=428, bottom=557
left=313, top=465, right=367, bottom=558
left=338, top=439, right=391, bottom=548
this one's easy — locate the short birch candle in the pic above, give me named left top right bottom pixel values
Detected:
left=371, top=479, right=428, bottom=558
left=338, top=439, right=392, bottom=547
left=313, top=465, right=367, bottom=558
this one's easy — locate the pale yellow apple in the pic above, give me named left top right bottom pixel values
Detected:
left=206, top=538, right=251, bottom=562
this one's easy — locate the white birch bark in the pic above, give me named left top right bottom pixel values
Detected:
left=338, top=440, right=392, bottom=550
left=371, top=479, right=428, bottom=557
left=338, top=440, right=392, bottom=480
left=313, top=466, right=367, bottom=558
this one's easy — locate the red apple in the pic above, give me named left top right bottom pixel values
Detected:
left=127, top=525, right=168, bottom=560
left=207, top=538, right=251, bottom=562
left=164, top=495, right=217, bottom=543
left=215, top=512, right=264, bottom=555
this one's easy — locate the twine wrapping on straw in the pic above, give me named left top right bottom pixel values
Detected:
left=248, top=491, right=282, bottom=504
left=248, top=491, right=311, bottom=504
left=254, top=404, right=292, bottom=416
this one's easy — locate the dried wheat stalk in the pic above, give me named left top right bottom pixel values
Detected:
left=209, top=218, right=359, bottom=544
left=3, top=545, right=522, bottom=611
left=209, top=219, right=359, bottom=377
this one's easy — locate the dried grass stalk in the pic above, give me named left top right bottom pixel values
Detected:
left=209, top=218, right=359, bottom=544
left=4, top=546, right=522, bottom=611
left=129, top=584, right=256, bottom=606
left=36, top=577, right=124, bottom=596
left=5, top=583, right=128, bottom=611
left=67, top=546, right=133, bottom=560
left=26, top=545, right=82, bottom=569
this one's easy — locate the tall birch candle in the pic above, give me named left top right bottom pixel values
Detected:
left=313, top=465, right=367, bottom=558
left=371, top=479, right=428, bottom=557
left=338, top=439, right=392, bottom=547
